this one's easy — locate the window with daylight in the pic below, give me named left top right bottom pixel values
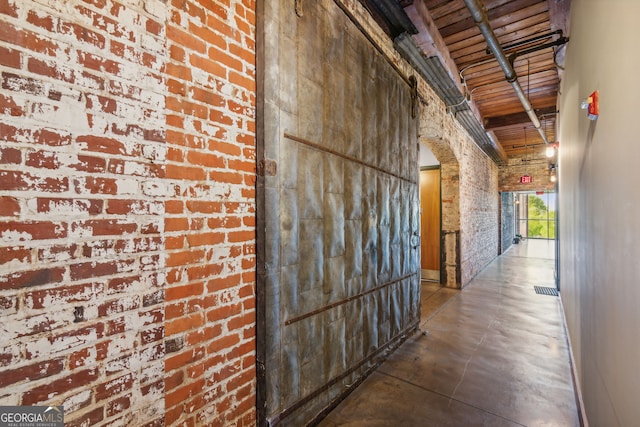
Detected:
left=515, top=192, right=556, bottom=239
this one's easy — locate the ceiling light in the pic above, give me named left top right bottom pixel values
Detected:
left=546, top=146, right=555, bottom=158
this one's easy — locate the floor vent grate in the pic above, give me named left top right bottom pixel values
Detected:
left=534, top=286, right=558, bottom=296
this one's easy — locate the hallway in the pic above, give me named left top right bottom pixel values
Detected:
left=320, top=240, right=580, bottom=426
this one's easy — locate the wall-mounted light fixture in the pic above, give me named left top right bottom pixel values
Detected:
left=546, top=146, right=555, bottom=158
left=548, top=163, right=557, bottom=183
left=545, top=141, right=559, bottom=158
left=545, top=144, right=555, bottom=158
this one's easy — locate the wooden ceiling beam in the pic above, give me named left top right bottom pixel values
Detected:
left=474, top=90, right=558, bottom=109
left=480, top=97, right=558, bottom=117
left=547, top=0, right=571, bottom=72
left=495, top=119, right=555, bottom=136
left=548, top=0, right=571, bottom=35
left=484, top=106, right=557, bottom=129
left=501, top=125, right=556, bottom=138
left=404, top=0, right=485, bottom=122
left=405, top=0, right=461, bottom=84
left=497, top=131, right=556, bottom=144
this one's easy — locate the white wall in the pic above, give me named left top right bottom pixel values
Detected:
left=419, top=143, right=440, bottom=167
left=558, top=1, right=640, bottom=425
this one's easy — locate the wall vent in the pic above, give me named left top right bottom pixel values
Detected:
left=534, top=286, right=558, bottom=296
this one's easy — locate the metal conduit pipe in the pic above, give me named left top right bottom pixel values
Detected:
left=462, top=0, right=549, bottom=144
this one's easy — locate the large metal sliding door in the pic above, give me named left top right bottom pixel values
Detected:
left=257, top=1, right=421, bottom=424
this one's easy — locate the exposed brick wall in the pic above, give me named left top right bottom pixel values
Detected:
left=420, top=87, right=499, bottom=286
left=458, top=142, right=499, bottom=283
left=163, top=0, right=256, bottom=425
left=0, top=0, right=256, bottom=425
left=0, top=0, right=168, bottom=424
left=499, top=153, right=554, bottom=192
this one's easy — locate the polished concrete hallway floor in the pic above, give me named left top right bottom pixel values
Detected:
left=320, top=240, right=580, bottom=426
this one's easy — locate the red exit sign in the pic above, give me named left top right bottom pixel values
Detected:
left=520, top=175, right=532, bottom=184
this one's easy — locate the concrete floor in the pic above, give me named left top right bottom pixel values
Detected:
left=320, top=240, right=580, bottom=426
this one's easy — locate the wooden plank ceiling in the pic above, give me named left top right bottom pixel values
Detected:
left=426, top=0, right=568, bottom=158
left=365, top=0, right=571, bottom=160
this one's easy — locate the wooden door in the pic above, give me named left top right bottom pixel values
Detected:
left=420, top=168, right=440, bottom=280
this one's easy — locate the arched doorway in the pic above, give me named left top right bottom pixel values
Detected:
left=419, top=135, right=461, bottom=289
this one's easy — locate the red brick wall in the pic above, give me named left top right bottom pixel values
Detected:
left=0, top=0, right=256, bottom=425
left=163, top=0, right=256, bottom=425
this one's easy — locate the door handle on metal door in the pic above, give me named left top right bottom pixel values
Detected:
left=411, top=231, right=420, bottom=248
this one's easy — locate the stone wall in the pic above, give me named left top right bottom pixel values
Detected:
left=0, top=0, right=256, bottom=425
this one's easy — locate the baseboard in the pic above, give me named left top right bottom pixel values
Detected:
left=558, top=295, right=589, bottom=427
left=421, top=269, right=440, bottom=282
